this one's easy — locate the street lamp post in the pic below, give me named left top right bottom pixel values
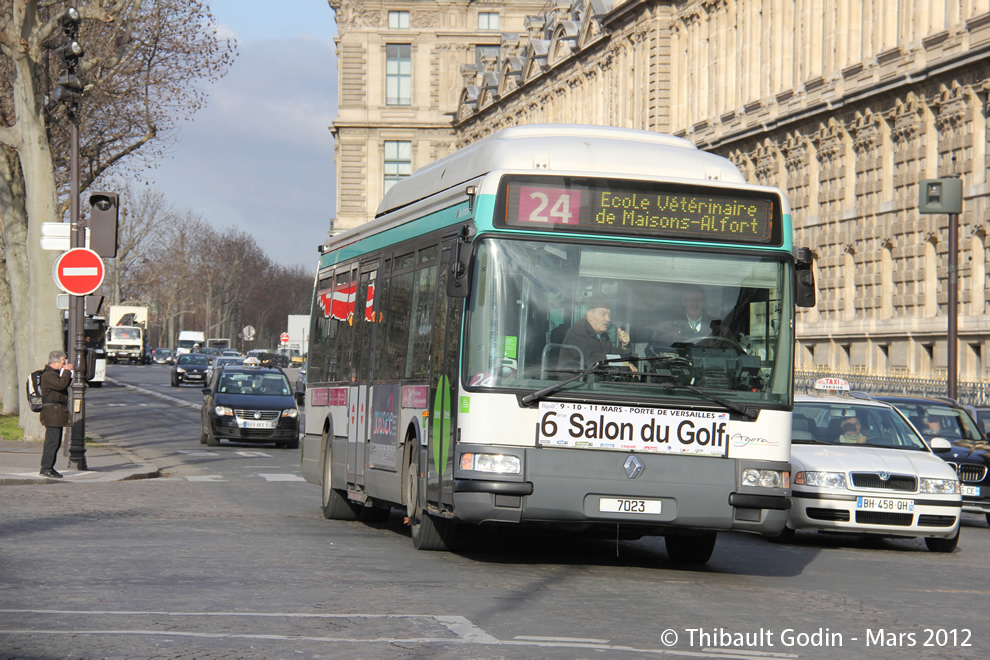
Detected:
left=54, top=7, right=89, bottom=469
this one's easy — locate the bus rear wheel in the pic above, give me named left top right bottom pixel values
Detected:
left=322, top=439, right=358, bottom=521
left=406, top=457, right=455, bottom=551
left=664, top=532, right=717, bottom=564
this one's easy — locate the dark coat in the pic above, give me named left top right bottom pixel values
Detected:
left=651, top=314, right=717, bottom=346
left=556, top=318, right=627, bottom=371
left=39, top=364, right=72, bottom=428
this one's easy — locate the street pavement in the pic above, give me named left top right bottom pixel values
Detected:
left=0, top=436, right=159, bottom=486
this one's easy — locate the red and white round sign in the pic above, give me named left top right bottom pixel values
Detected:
left=280, top=332, right=290, bottom=344
left=53, top=247, right=105, bottom=296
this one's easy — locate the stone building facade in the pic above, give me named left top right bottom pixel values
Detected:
left=330, top=0, right=990, bottom=381
left=328, top=0, right=545, bottom=231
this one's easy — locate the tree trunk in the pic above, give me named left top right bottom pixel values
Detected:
left=3, top=34, right=65, bottom=439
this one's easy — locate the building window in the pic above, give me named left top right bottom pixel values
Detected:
left=478, top=12, right=499, bottom=31
left=384, top=141, right=412, bottom=193
left=386, top=44, right=412, bottom=106
left=388, top=11, right=409, bottom=29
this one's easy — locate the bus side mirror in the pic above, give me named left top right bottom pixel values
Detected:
left=447, top=223, right=475, bottom=299
left=795, top=247, right=816, bottom=308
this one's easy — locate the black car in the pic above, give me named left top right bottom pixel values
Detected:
left=200, top=365, right=299, bottom=449
left=171, top=353, right=210, bottom=387
left=863, top=394, right=990, bottom=525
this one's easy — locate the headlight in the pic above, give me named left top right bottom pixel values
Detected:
left=919, top=478, right=959, bottom=494
left=459, top=453, right=521, bottom=474
left=281, top=408, right=298, bottom=418
left=794, top=471, right=846, bottom=489
left=176, top=367, right=186, bottom=373
left=741, top=468, right=789, bottom=488
left=214, top=405, right=233, bottom=416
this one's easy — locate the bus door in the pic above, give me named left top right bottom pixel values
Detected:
left=347, top=263, right=378, bottom=486
left=426, top=241, right=464, bottom=509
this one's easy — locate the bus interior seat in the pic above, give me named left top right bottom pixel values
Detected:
left=541, top=343, right=583, bottom=379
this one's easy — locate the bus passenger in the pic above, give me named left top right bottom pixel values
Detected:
left=556, top=297, right=633, bottom=372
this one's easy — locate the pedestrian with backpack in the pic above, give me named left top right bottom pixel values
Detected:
left=39, top=350, right=73, bottom=479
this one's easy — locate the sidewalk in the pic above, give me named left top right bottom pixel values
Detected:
left=0, top=437, right=159, bottom=486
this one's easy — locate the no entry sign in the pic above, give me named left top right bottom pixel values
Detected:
left=280, top=332, right=290, bottom=343
left=53, top=247, right=105, bottom=296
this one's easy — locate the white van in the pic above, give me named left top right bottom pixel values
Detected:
left=175, top=330, right=206, bottom=356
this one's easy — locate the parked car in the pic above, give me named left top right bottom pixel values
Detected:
left=862, top=394, right=990, bottom=526
left=151, top=347, right=172, bottom=364
left=784, top=387, right=961, bottom=552
left=294, top=361, right=306, bottom=405
left=170, top=353, right=210, bottom=387
left=200, top=364, right=299, bottom=449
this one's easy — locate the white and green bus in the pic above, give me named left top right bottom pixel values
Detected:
left=300, top=125, right=815, bottom=563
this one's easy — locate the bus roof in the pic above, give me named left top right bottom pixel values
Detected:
left=375, top=124, right=746, bottom=217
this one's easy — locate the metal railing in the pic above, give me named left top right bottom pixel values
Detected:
left=795, top=370, right=990, bottom=407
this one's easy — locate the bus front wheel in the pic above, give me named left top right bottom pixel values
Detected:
left=406, top=455, right=455, bottom=551
left=322, top=439, right=358, bottom=521
left=664, top=532, right=717, bottom=564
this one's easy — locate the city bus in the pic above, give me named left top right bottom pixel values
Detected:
left=300, top=125, right=816, bottom=563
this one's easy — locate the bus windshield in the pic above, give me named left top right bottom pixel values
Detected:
left=464, top=238, right=793, bottom=407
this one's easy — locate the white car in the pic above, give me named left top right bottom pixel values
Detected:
left=784, top=395, right=962, bottom=552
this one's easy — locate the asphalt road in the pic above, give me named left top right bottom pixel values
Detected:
left=1, top=363, right=986, bottom=659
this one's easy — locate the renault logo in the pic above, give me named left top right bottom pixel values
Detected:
left=623, top=455, right=643, bottom=479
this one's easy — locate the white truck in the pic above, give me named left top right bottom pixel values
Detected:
left=106, top=304, right=149, bottom=364
left=176, top=330, right=206, bottom=356
left=280, top=314, right=309, bottom=366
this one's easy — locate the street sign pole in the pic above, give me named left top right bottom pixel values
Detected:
left=919, top=177, right=964, bottom=400
left=68, top=114, right=88, bottom=471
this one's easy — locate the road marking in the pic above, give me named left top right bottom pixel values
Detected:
left=235, top=451, right=273, bottom=458
left=0, top=610, right=800, bottom=658
left=257, top=474, right=305, bottom=482
left=177, top=450, right=219, bottom=456
left=514, top=635, right=610, bottom=643
left=184, top=475, right=226, bottom=482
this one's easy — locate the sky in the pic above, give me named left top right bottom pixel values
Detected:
left=142, top=1, right=338, bottom=270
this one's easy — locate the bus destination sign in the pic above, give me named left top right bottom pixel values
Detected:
left=502, top=179, right=778, bottom=245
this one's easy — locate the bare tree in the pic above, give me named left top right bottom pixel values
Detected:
left=0, top=0, right=233, bottom=434
left=103, top=182, right=174, bottom=305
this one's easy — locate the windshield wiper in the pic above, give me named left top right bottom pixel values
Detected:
left=651, top=380, right=759, bottom=421
left=520, top=357, right=633, bottom=406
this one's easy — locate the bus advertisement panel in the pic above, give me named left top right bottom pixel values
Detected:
left=299, top=125, right=815, bottom=564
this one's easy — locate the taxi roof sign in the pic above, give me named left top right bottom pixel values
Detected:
left=814, top=377, right=850, bottom=392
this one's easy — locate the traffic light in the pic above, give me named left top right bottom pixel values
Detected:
left=54, top=7, right=84, bottom=108
left=88, top=192, right=119, bottom=258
